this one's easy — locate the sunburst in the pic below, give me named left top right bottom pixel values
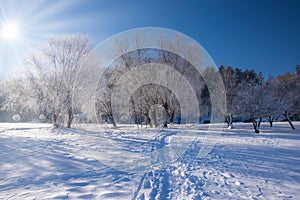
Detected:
left=1, top=21, right=20, bottom=41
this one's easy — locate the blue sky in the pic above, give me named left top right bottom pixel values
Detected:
left=0, top=0, right=299, bottom=78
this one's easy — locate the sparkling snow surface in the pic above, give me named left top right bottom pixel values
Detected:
left=0, top=122, right=299, bottom=199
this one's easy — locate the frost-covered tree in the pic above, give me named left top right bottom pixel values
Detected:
left=223, top=73, right=263, bottom=132
left=129, top=84, right=179, bottom=128
left=21, top=34, right=92, bottom=128
left=231, top=81, right=262, bottom=133
left=157, top=36, right=206, bottom=123
left=261, top=78, right=289, bottom=127
left=219, top=66, right=266, bottom=131
left=1, top=76, right=36, bottom=121
left=219, top=66, right=240, bottom=128
left=95, top=83, right=117, bottom=127
left=275, top=70, right=300, bottom=129
left=94, top=35, right=206, bottom=128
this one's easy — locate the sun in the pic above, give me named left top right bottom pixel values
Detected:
left=1, top=21, right=20, bottom=41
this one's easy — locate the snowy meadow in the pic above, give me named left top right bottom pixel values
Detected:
left=0, top=122, right=299, bottom=199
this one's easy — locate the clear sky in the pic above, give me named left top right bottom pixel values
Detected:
left=0, top=0, right=299, bottom=78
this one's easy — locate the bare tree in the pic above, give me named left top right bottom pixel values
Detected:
left=24, top=34, right=92, bottom=128
left=94, top=36, right=148, bottom=128
left=94, top=35, right=206, bottom=128
left=276, top=72, right=300, bottom=129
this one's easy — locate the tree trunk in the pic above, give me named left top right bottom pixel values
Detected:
left=96, top=109, right=102, bottom=124
left=138, top=113, right=143, bottom=129
left=258, top=117, right=262, bottom=128
left=107, top=112, right=117, bottom=128
left=134, top=113, right=140, bottom=129
left=66, top=90, right=73, bottom=128
left=145, top=114, right=152, bottom=128
left=283, top=111, right=295, bottom=130
left=163, top=121, right=168, bottom=128
left=151, top=108, right=158, bottom=128
left=162, top=108, right=168, bottom=128
left=52, top=113, right=59, bottom=128
left=268, top=115, right=275, bottom=127
left=251, top=116, right=260, bottom=133
left=225, top=114, right=233, bottom=129
left=111, top=117, right=117, bottom=128
left=169, top=111, right=174, bottom=124
left=67, top=108, right=73, bottom=128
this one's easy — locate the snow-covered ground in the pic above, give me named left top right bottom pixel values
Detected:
left=0, top=122, right=299, bottom=199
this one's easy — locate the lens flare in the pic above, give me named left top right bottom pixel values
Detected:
left=1, top=22, right=20, bottom=40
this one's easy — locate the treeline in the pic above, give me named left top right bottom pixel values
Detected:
left=0, top=34, right=207, bottom=129
left=0, top=34, right=299, bottom=133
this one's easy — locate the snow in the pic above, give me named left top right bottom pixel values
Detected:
left=0, top=122, right=299, bottom=199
